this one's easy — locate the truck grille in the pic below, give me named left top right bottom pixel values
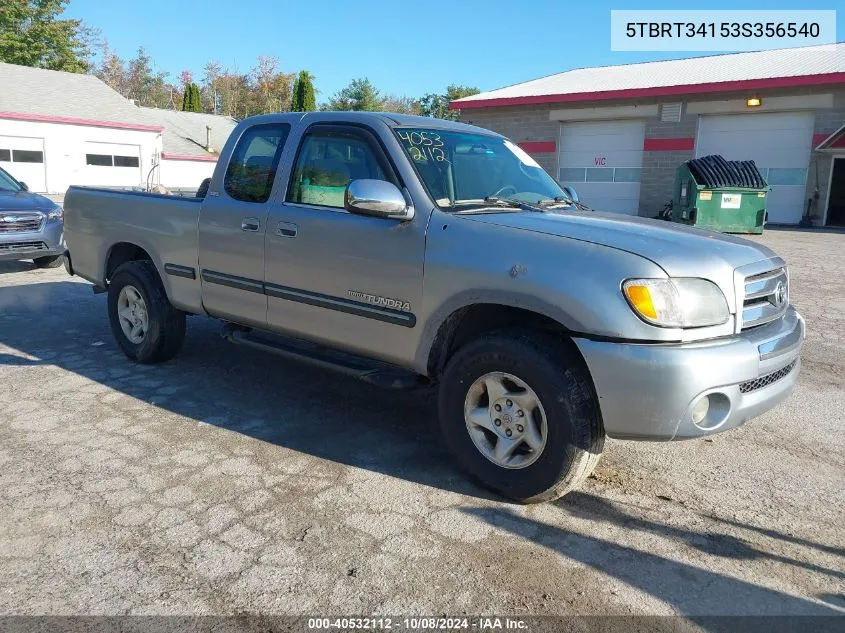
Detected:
left=0, top=241, right=48, bottom=253
left=0, top=211, right=44, bottom=234
left=741, top=267, right=788, bottom=330
left=739, top=360, right=796, bottom=394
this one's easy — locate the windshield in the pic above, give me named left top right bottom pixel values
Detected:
left=394, top=128, right=565, bottom=209
left=0, top=167, right=23, bottom=193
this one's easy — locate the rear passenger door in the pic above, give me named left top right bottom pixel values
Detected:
left=198, top=123, right=290, bottom=327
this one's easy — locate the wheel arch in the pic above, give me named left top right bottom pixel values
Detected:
left=105, top=241, right=154, bottom=280
left=419, top=293, right=587, bottom=378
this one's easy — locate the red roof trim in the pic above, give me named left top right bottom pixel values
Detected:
left=643, top=137, right=695, bottom=151
left=813, top=133, right=830, bottom=147
left=0, top=111, right=164, bottom=132
left=517, top=140, right=556, bottom=153
left=451, top=72, right=845, bottom=110
left=161, top=153, right=217, bottom=162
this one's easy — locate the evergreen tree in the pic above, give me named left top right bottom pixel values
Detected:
left=325, top=78, right=384, bottom=112
left=191, top=83, right=202, bottom=112
left=182, top=83, right=202, bottom=112
left=290, top=70, right=317, bottom=112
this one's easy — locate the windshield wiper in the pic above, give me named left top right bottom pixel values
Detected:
left=483, top=196, right=545, bottom=213
left=538, top=196, right=594, bottom=213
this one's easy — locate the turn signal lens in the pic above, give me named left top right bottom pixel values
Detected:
left=623, top=284, right=657, bottom=319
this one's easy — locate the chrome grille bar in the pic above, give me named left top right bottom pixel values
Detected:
left=0, top=211, right=44, bottom=234
left=741, top=266, right=788, bottom=330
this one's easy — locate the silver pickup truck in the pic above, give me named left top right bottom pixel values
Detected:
left=64, top=112, right=804, bottom=503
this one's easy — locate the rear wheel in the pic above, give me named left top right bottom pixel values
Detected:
left=438, top=329, right=604, bottom=503
left=107, top=260, right=186, bottom=363
left=33, top=254, right=64, bottom=268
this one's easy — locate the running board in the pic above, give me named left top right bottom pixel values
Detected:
left=221, top=324, right=429, bottom=390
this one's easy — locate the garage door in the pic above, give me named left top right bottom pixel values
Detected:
left=82, top=142, right=142, bottom=188
left=557, top=120, right=644, bottom=215
left=0, top=136, right=46, bottom=192
left=696, top=113, right=813, bottom=224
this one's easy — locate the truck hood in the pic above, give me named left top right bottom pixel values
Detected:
left=464, top=210, right=781, bottom=309
left=0, top=190, right=56, bottom=212
left=465, top=210, right=778, bottom=274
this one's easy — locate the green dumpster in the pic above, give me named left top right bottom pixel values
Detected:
left=671, top=155, right=770, bottom=234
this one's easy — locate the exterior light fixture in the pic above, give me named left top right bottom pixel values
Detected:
left=746, top=96, right=762, bottom=108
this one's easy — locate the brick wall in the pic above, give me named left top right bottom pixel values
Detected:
left=457, top=86, right=845, bottom=224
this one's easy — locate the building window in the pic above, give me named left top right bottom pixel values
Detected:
left=766, top=168, right=807, bottom=186
left=559, top=167, right=642, bottom=184
left=86, top=154, right=113, bottom=166
left=114, top=155, right=140, bottom=168
left=0, top=149, right=10, bottom=162
left=558, top=168, right=586, bottom=182
left=586, top=168, right=614, bottom=182
left=613, top=168, right=642, bottom=183
left=12, top=150, right=44, bottom=163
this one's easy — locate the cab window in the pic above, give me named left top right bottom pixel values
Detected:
left=287, top=127, right=390, bottom=209
left=224, top=123, right=290, bottom=203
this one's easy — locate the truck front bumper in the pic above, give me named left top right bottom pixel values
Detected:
left=0, top=220, right=65, bottom=262
left=574, top=307, right=804, bottom=440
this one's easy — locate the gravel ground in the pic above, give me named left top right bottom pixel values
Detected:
left=0, top=228, right=842, bottom=619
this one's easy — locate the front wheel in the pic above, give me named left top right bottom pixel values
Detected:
left=438, top=329, right=604, bottom=503
left=107, top=260, right=186, bottom=363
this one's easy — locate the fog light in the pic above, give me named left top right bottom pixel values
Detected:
left=692, top=396, right=710, bottom=425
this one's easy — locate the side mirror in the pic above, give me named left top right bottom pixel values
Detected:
left=345, top=179, right=414, bottom=221
left=563, top=185, right=578, bottom=203
left=19, top=181, right=29, bottom=191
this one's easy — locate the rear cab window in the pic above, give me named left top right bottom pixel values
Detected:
left=224, top=123, right=291, bottom=203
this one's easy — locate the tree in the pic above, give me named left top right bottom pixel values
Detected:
left=202, top=60, right=223, bottom=114
left=290, top=70, right=316, bottom=112
left=325, top=77, right=385, bottom=112
left=248, top=55, right=295, bottom=114
left=94, top=40, right=126, bottom=94
left=125, top=47, right=171, bottom=108
left=182, top=82, right=201, bottom=112
left=419, top=84, right=480, bottom=120
left=0, top=0, right=95, bottom=72
left=382, top=94, right=421, bottom=115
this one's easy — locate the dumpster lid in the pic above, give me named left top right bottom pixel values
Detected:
left=686, top=155, right=767, bottom=189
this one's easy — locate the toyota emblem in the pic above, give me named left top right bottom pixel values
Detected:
left=774, top=281, right=787, bottom=308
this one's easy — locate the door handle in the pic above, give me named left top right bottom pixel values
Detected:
left=241, top=218, right=260, bottom=232
left=276, top=221, right=298, bottom=238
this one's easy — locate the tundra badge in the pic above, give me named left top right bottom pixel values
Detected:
left=348, top=290, right=410, bottom=312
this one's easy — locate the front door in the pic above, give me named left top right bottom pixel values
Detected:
left=264, top=123, right=426, bottom=367
left=198, top=123, right=291, bottom=327
left=826, top=157, right=845, bottom=227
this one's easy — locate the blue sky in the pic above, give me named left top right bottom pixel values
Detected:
left=65, top=0, right=842, bottom=100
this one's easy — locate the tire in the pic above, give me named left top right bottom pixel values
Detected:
left=438, top=329, right=604, bottom=503
left=33, top=254, right=64, bottom=268
left=107, top=260, right=186, bottom=363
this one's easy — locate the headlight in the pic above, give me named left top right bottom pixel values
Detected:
left=46, top=205, right=63, bottom=221
left=622, top=278, right=729, bottom=328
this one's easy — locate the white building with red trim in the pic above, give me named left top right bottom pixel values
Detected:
left=453, top=44, right=845, bottom=227
left=0, top=62, right=236, bottom=196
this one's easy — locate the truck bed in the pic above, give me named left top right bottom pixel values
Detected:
left=63, top=186, right=204, bottom=314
